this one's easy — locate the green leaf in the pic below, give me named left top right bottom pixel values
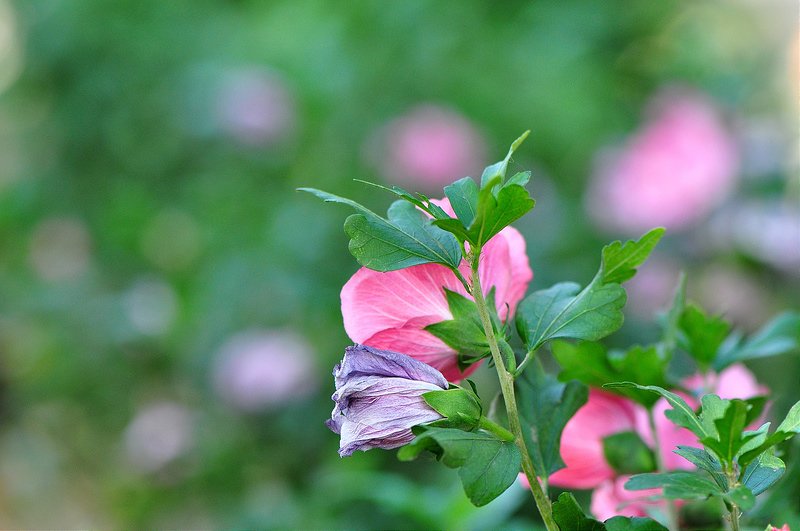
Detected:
left=516, top=229, right=662, bottom=353
left=422, top=388, right=482, bottom=431
left=726, top=485, right=755, bottom=511
left=604, top=516, right=669, bottom=531
left=673, top=446, right=727, bottom=489
left=604, top=383, right=708, bottom=440
left=352, top=180, right=449, bottom=220
left=600, top=228, right=666, bottom=284
left=298, top=189, right=462, bottom=271
left=553, top=341, right=670, bottom=407
left=679, top=304, right=731, bottom=369
left=700, top=398, right=758, bottom=464
left=397, top=426, right=521, bottom=506
left=625, top=471, right=724, bottom=500
left=515, top=357, right=589, bottom=478
left=714, top=312, right=800, bottom=370
left=443, top=177, right=479, bottom=227
left=659, top=272, right=686, bottom=356
left=551, top=492, right=606, bottom=531
left=480, top=130, right=529, bottom=187
left=603, top=431, right=657, bottom=475
left=516, top=282, right=626, bottom=352
left=425, top=288, right=499, bottom=367
left=741, top=451, right=785, bottom=496
left=738, top=400, right=800, bottom=469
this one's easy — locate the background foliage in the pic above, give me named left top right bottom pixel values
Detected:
left=0, top=0, right=797, bottom=528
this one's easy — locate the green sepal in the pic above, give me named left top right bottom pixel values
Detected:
left=422, top=387, right=482, bottom=431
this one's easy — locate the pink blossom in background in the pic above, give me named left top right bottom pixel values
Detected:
left=546, top=390, right=644, bottom=489
left=212, top=330, right=318, bottom=412
left=591, top=476, right=662, bottom=521
left=643, top=363, right=767, bottom=471
left=370, top=105, right=486, bottom=192
left=216, top=68, right=296, bottom=146
left=587, top=88, right=738, bottom=233
left=341, top=199, right=532, bottom=382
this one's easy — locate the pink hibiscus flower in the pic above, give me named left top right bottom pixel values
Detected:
left=591, top=476, right=662, bottom=521
left=340, top=198, right=532, bottom=382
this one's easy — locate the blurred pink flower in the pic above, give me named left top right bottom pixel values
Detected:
left=216, top=68, right=296, bottom=146
left=587, top=88, right=738, bottom=233
left=643, top=363, right=767, bottom=471
left=767, top=524, right=791, bottom=531
left=370, top=105, right=486, bottom=192
left=212, top=330, right=317, bottom=412
left=341, top=199, right=532, bottom=382
left=591, top=476, right=662, bottom=520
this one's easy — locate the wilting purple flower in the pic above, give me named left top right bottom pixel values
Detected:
left=326, top=345, right=447, bottom=457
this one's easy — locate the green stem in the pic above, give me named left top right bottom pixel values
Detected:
left=470, top=254, right=558, bottom=531
left=725, top=467, right=741, bottom=531
left=648, top=409, right=679, bottom=531
left=479, top=416, right=515, bottom=442
left=514, top=349, right=536, bottom=377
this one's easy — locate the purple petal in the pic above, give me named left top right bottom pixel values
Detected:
left=335, top=345, right=448, bottom=389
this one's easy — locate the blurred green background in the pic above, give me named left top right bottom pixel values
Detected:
left=0, top=0, right=797, bottom=528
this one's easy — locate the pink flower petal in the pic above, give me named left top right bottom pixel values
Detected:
left=591, top=477, right=663, bottom=520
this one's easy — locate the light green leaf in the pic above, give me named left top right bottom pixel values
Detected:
left=625, top=471, right=724, bottom=500
left=300, top=189, right=462, bottom=271
left=600, top=228, right=666, bottom=284
left=480, top=130, right=529, bottom=187
left=397, top=426, right=521, bottom=507
left=423, top=388, right=482, bottom=431
left=679, top=304, right=731, bottom=369
left=738, top=400, right=800, bottom=469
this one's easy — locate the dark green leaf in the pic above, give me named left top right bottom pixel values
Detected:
left=673, top=446, right=727, bottom=489
left=600, top=228, right=666, bottom=284
left=397, top=426, right=521, bottom=506
left=551, top=492, right=605, bottom=531
left=604, top=516, right=669, bottom=531
left=625, top=471, right=723, bottom=500
left=516, top=281, right=626, bottom=352
left=741, top=451, right=785, bottom=496
left=299, top=189, right=462, bottom=271
left=604, top=383, right=707, bottom=440
left=679, top=304, right=731, bottom=369
left=714, top=312, right=800, bottom=370
left=603, top=431, right=657, bottom=475
left=425, top=288, right=499, bottom=367
left=553, top=341, right=670, bottom=407
left=515, top=357, right=589, bottom=478
left=443, top=177, right=479, bottom=227
left=725, top=485, right=755, bottom=511
left=422, top=388, right=482, bottom=431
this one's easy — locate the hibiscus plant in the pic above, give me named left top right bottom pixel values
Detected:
left=301, top=133, right=800, bottom=531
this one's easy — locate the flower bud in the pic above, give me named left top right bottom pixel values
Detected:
left=326, top=345, right=447, bottom=457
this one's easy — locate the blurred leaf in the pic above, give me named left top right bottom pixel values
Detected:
left=298, top=189, right=462, bottom=271
left=742, top=451, right=785, bottom=496
left=515, top=357, right=588, bottom=478
left=423, top=387, right=482, bottom=431
left=516, top=229, right=662, bottom=353
left=673, top=446, right=727, bottom=489
left=600, top=228, right=665, bottom=284
left=714, top=312, right=800, bottom=371
left=625, top=471, right=724, bottom=499
left=679, top=304, right=731, bottom=369
left=397, top=426, right=521, bottom=507
left=726, top=485, right=755, bottom=511
left=553, top=341, right=670, bottom=407
left=603, top=516, right=669, bottom=531
left=603, top=431, right=657, bottom=475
